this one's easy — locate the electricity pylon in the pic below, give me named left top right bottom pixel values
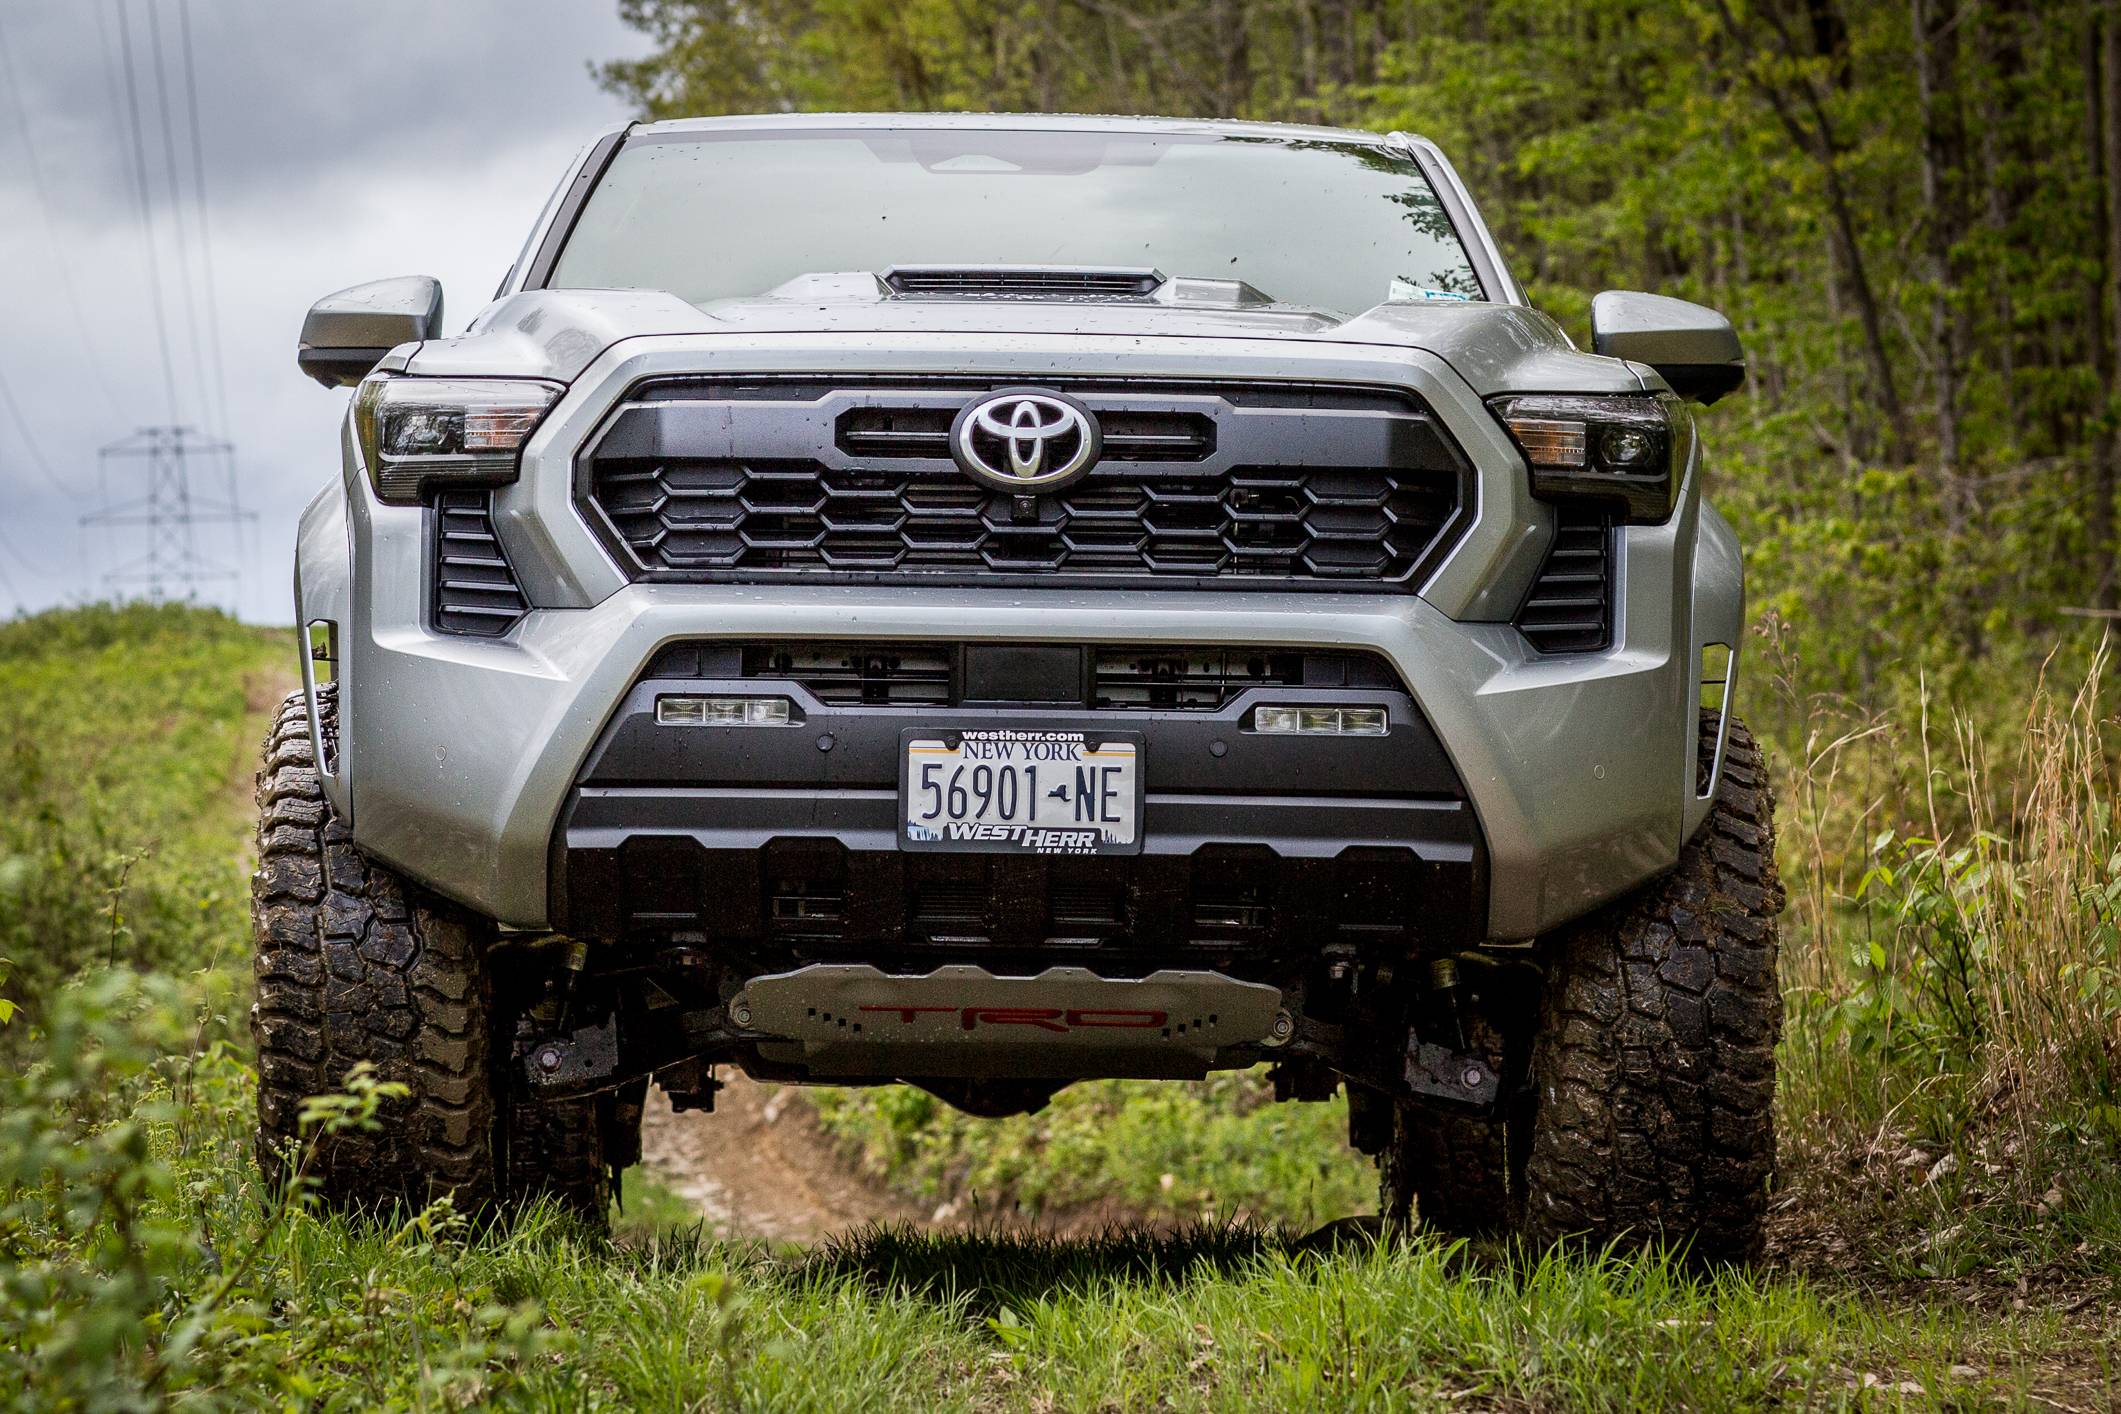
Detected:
left=81, top=426, right=253, bottom=604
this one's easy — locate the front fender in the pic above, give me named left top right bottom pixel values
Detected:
left=1681, top=498, right=1745, bottom=839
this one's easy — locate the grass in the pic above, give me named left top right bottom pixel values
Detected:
left=3, top=602, right=2118, bottom=1408
left=809, top=1069, right=1375, bottom=1229
left=1763, top=638, right=2121, bottom=1280
left=275, top=1217, right=2098, bottom=1410
left=13, top=1013, right=2110, bottom=1410
left=0, top=601, right=290, bottom=1035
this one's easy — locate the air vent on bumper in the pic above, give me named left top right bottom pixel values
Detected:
left=431, top=490, right=528, bottom=637
left=1515, top=510, right=1611, bottom=654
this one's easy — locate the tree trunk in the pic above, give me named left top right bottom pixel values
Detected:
left=2090, top=4, right=2120, bottom=609
left=1913, top=0, right=1963, bottom=504
left=2101, top=3, right=2121, bottom=607
left=1976, top=3, right=2023, bottom=444
left=1714, top=0, right=1914, bottom=463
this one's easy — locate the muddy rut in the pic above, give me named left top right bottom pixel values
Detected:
left=637, top=1075, right=936, bottom=1244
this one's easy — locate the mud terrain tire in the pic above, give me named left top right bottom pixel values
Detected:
left=1519, top=714, right=1784, bottom=1263
left=250, top=686, right=612, bottom=1220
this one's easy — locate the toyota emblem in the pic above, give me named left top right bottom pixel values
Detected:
left=949, top=388, right=1101, bottom=492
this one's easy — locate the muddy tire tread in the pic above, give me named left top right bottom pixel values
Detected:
left=1520, top=712, right=1784, bottom=1263
left=250, top=685, right=499, bottom=1210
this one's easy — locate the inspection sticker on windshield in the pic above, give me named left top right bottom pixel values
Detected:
left=900, top=729, right=1142, bottom=855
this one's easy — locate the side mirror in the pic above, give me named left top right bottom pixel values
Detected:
left=298, top=276, right=444, bottom=388
left=1589, top=291, right=1745, bottom=405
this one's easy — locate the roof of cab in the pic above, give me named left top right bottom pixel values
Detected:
left=628, top=110, right=1421, bottom=149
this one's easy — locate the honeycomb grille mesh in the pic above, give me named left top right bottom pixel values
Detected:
left=581, top=379, right=1468, bottom=590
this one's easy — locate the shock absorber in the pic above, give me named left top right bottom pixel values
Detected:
left=1428, top=954, right=1469, bottom=1052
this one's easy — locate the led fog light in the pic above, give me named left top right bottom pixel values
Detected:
left=656, top=696, right=794, bottom=726
left=1252, top=705, right=1387, bottom=735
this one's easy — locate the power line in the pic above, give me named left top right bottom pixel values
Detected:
left=145, top=0, right=215, bottom=432
left=112, top=0, right=184, bottom=427
left=81, top=427, right=253, bottom=607
left=0, top=542, right=23, bottom=611
left=0, top=520, right=56, bottom=582
left=0, top=7, right=127, bottom=422
left=176, top=0, right=231, bottom=442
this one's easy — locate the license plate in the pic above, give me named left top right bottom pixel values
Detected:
left=900, top=729, right=1143, bottom=854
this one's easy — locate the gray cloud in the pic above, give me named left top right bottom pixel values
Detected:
left=0, top=0, right=651, bottom=621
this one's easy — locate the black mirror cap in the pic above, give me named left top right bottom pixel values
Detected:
left=1589, top=290, right=1746, bottom=406
left=298, top=275, right=444, bottom=389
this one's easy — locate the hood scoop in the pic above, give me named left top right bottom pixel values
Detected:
left=881, top=264, right=1166, bottom=298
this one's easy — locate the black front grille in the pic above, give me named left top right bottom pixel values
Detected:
left=643, top=639, right=1402, bottom=711
left=739, top=643, right=954, bottom=706
left=1515, top=510, right=1612, bottom=653
left=431, top=491, right=528, bottom=637
left=1091, top=648, right=1305, bottom=708
left=580, top=378, right=1470, bottom=590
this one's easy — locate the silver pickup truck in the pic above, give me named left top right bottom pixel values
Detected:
left=256, top=112, right=1782, bottom=1260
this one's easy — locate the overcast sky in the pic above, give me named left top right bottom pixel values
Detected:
left=0, top=1, right=651, bottom=622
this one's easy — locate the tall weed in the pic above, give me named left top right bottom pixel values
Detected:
left=1774, top=634, right=2121, bottom=1265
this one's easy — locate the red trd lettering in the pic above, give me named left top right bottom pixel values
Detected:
left=960, top=1006, right=1068, bottom=1032
left=853, top=1004, right=1171, bottom=1032
left=1063, top=1009, right=1167, bottom=1029
left=859, top=1005, right=960, bottom=1024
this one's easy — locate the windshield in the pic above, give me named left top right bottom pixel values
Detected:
left=548, top=128, right=1484, bottom=315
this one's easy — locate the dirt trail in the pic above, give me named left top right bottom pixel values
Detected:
left=638, top=1074, right=934, bottom=1244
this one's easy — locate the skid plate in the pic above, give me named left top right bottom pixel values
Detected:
left=736, top=963, right=1284, bottom=1080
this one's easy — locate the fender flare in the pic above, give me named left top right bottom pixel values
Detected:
left=293, top=480, right=354, bottom=822
left=1682, top=498, right=1745, bottom=838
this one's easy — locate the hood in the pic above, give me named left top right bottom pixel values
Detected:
left=405, top=278, right=1644, bottom=397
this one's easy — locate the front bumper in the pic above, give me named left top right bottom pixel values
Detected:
left=322, top=571, right=1703, bottom=939
left=555, top=647, right=1485, bottom=956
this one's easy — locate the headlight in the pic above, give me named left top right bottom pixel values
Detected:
left=352, top=375, right=563, bottom=505
left=1489, top=393, right=1692, bottom=523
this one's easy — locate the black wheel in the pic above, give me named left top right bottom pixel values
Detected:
left=250, top=686, right=617, bottom=1225
left=1517, top=713, right=1784, bottom=1263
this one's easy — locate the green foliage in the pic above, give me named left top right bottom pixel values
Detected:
left=1771, top=657, right=2121, bottom=1277
left=0, top=973, right=552, bottom=1408
left=811, top=1070, right=1373, bottom=1228
left=0, top=972, right=199, bottom=1397
left=0, top=601, right=286, bottom=1042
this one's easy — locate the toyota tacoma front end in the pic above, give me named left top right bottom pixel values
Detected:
left=257, top=114, right=1781, bottom=1259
